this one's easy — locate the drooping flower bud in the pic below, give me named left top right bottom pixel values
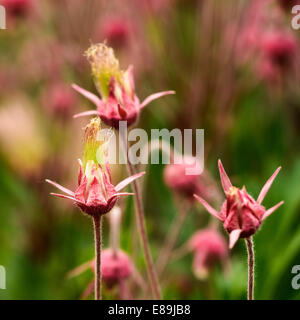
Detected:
left=194, top=160, right=284, bottom=249
left=164, top=156, right=220, bottom=202
left=43, top=83, right=76, bottom=118
left=278, top=0, right=300, bottom=11
left=261, top=32, right=297, bottom=68
left=72, top=43, right=174, bottom=129
left=101, top=19, right=131, bottom=49
left=46, top=118, right=145, bottom=217
left=189, top=228, right=228, bottom=279
left=0, top=0, right=32, bottom=18
left=91, top=249, right=133, bottom=287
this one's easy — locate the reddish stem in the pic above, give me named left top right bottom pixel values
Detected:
left=93, top=215, right=102, bottom=300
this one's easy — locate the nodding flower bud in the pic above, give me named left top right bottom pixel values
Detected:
left=72, top=43, right=174, bottom=129
left=261, top=32, right=297, bottom=68
left=278, top=0, right=300, bottom=11
left=46, top=118, right=145, bottom=217
left=43, top=83, right=76, bottom=117
left=164, top=156, right=220, bottom=202
left=194, top=160, right=284, bottom=249
left=1, top=0, right=32, bottom=18
left=189, top=228, right=228, bottom=279
left=92, top=249, right=133, bottom=287
left=101, top=19, right=131, bottom=49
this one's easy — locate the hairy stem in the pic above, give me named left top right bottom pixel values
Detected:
left=120, top=131, right=161, bottom=299
left=93, top=215, right=102, bottom=300
left=245, top=237, right=254, bottom=300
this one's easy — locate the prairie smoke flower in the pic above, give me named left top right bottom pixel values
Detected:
left=194, top=160, right=284, bottom=249
left=261, top=32, right=297, bottom=69
left=0, top=0, right=31, bottom=18
left=72, top=43, right=174, bottom=128
left=164, top=156, right=220, bottom=202
left=43, top=83, right=76, bottom=118
left=92, top=249, right=133, bottom=287
left=46, top=118, right=145, bottom=217
left=189, top=228, right=228, bottom=279
left=101, top=19, right=131, bottom=49
left=278, top=0, right=300, bottom=11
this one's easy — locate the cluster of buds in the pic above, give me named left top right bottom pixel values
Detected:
left=194, top=160, right=283, bottom=248
left=72, top=43, right=174, bottom=129
left=46, top=117, right=145, bottom=217
left=189, top=228, right=228, bottom=279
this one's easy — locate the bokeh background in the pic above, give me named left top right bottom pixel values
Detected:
left=0, top=0, right=300, bottom=300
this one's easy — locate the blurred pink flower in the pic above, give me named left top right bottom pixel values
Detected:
left=92, top=249, right=133, bottom=287
left=164, top=156, right=220, bottom=202
left=100, top=19, right=131, bottom=49
left=194, top=160, right=284, bottom=249
left=278, top=0, right=300, bottom=11
left=256, top=31, right=298, bottom=84
left=73, top=43, right=175, bottom=129
left=43, top=83, right=76, bottom=117
left=189, top=228, right=228, bottom=279
left=261, top=32, right=297, bottom=68
left=0, top=0, right=32, bottom=18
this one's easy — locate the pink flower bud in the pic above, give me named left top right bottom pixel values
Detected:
left=101, top=19, right=130, bottom=49
left=164, top=156, right=220, bottom=202
left=46, top=118, right=145, bottom=217
left=189, top=228, right=228, bottom=279
left=164, top=157, right=200, bottom=200
left=72, top=43, right=174, bottom=129
left=194, top=160, right=284, bottom=248
left=261, top=32, right=297, bottom=68
left=92, top=249, right=132, bottom=286
left=278, top=0, right=300, bottom=11
left=0, top=0, right=32, bottom=18
left=43, top=83, right=76, bottom=117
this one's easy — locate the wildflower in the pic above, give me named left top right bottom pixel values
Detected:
left=92, top=249, right=133, bottom=287
left=189, top=228, right=228, bottom=279
left=194, top=160, right=284, bottom=248
left=101, top=19, right=131, bottom=49
left=261, top=32, right=297, bottom=69
left=278, top=0, right=300, bottom=11
left=43, top=83, right=76, bottom=118
left=164, top=156, right=220, bottom=202
left=72, top=43, right=174, bottom=128
left=0, top=0, right=32, bottom=18
left=46, top=118, right=145, bottom=217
